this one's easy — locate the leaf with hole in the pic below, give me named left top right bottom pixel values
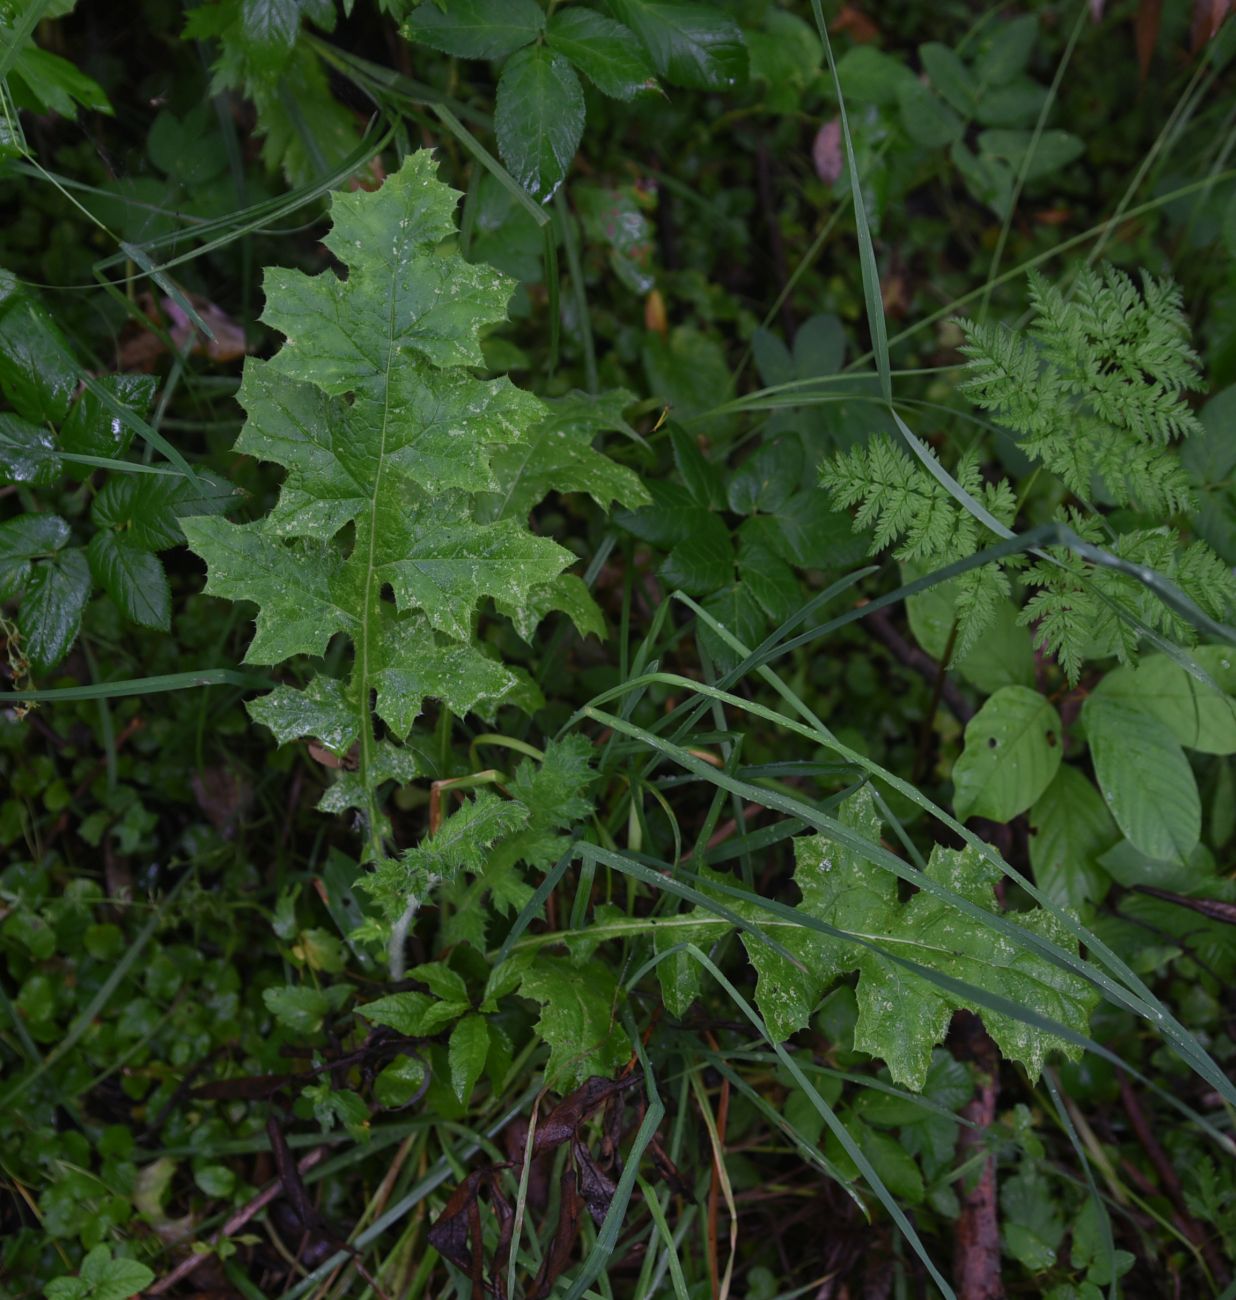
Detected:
left=953, top=686, right=1063, bottom=822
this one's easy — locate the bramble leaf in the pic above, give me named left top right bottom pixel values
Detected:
left=403, top=0, right=544, bottom=60
left=496, top=46, right=585, bottom=201
left=609, top=0, right=748, bottom=91
left=547, top=9, right=657, bottom=100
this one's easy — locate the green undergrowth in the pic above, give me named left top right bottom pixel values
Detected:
left=3, top=2, right=1236, bottom=1298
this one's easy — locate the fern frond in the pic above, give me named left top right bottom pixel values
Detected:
left=821, top=436, right=987, bottom=564
left=822, top=436, right=1018, bottom=658
left=1020, top=511, right=1236, bottom=684
left=961, top=264, right=1203, bottom=513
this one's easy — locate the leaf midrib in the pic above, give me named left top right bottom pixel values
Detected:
left=354, top=276, right=400, bottom=856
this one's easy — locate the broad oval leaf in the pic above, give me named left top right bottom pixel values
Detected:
left=1083, top=694, right=1201, bottom=863
left=496, top=47, right=585, bottom=202
left=1097, top=652, right=1236, bottom=755
left=402, top=0, right=544, bottom=59
left=547, top=8, right=657, bottom=99
left=608, top=0, right=748, bottom=91
left=448, top=1013, right=490, bottom=1104
left=953, top=685, right=1062, bottom=822
left=1028, top=765, right=1118, bottom=910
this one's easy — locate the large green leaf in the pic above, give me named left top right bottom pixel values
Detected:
left=1083, top=693, right=1201, bottom=863
left=402, top=0, right=544, bottom=59
left=547, top=8, right=657, bottom=100
left=496, top=46, right=585, bottom=201
left=184, top=155, right=621, bottom=857
left=608, top=0, right=747, bottom=91
left=656, top=791, right=1095, bottom=1090
left=952, top=686, right=1062, bottom=822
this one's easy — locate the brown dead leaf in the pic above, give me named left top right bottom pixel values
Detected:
left=307, top=740, right=359, bottom=771
left=191, top=766, right=252, bottom=837
left=117, top=292, right=247, bottom=372
left=1136, top=0, right=1164, bottom=78
left=830, top=5, right=880, bottom=43
left=1192, top=0, right=1232, bottom=49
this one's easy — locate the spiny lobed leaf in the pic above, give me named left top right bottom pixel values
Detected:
left=658, top=789, right=1096, bottom=1090
left=184, top=153, right=646, bottom=857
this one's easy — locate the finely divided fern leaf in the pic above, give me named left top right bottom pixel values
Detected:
left=959, top=265, right=1200, bottom=512
left=821, top=437, right=1016, bottom=655
left=824, top=265, right=1232, bottom=683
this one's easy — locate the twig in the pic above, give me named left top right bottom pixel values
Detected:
left=149, top=1146, right=328, bottom=1294
left=862, top=605, right=973, bottom=730
left=952, top=1014, right=1003, bottom=1300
